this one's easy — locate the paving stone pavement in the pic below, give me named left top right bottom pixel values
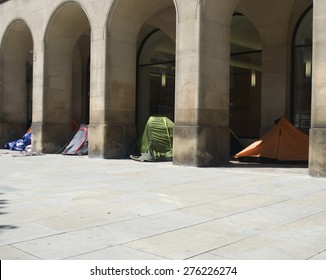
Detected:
left=1, top=150, right=326, bottom=260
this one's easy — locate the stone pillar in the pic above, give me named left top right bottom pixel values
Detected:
left=88, top=27, right=136, bottom=158
left=88, top=31, right=107, bottom=158
left=41, top=40, right=75, bottom=153
left=309, top=1, right=326, bottom=177
left=173, top=0, right=234, bottom=166
left=0, top=50, right=3, bottom=145
left=32, top=42, right=74, bottom=153
left=31, top=43, right=46, bottom=153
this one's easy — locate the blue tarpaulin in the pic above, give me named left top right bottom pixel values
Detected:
left=4, top=131, right=32, bottom=151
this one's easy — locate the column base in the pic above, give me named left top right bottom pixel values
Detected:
left=88, top=124, right=136, bottom=159
left=173, top=124, right=230, bottom=167
left=32, top=122, right=72, bottom=154
left=309, top=128, right=326, bottom=177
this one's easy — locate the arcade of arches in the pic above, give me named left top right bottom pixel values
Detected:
left=1, top=0, right=326, bottom=177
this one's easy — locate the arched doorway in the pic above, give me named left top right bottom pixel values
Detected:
left=96, top=0, right=176, bottom=158
left=137, top=29, right=175, bottom=135
left=230, top=14, right=262, bottom=143
left=0, top=19, right=33, bottom=146
left=291, top=5, right=312, bottom=133
left=43, top=2, right=91, bottom=152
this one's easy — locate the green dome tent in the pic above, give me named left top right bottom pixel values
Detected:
left=130, top=116, right=174, bottom=162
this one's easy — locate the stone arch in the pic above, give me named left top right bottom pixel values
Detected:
left=106, top=0, right=176, bottom=108
left=137, top=28, right=176, bottom=136
left=0, top=18, right=33, bottom=147
left=288, top=0, right=313, bottom=39
left=43, top=1, right=91, bottom=152
left=203, top=0, right=240, bottom=21
left=136, top=5, right=176, bottom=137
left=95, top=0, right=176, bottom=158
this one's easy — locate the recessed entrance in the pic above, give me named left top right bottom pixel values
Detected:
left=230, top=14, right=262, bottom=140
left=137, top=29, right=175, bottom=135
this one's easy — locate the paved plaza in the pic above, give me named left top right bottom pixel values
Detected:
left=1, top=150, right=326, bottom=260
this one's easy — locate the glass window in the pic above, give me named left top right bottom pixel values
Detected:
left=292, top=6, right=312, bottom=132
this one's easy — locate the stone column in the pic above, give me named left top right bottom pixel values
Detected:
left=0, top=50, right=3, bottom=145
left=42, top=40, right=75, bottom=153
left=88, top=27, right=137, bottom=158
left=309, top=1, right=326, bottom=177
left=31, top=44, right=45, bottom=153
left=173, top=0, right=234, bottom=166
left=88, top=29, right=109, bottom=158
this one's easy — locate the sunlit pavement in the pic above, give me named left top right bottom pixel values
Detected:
left=1, top=150, right=326, bottom=260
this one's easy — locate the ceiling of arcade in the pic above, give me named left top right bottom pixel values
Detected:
left=235, top=0, right=313, bottom=42
left=45, top=2, right=90, bottom=50
left=2, top=19, right=33, bottom=62
left=107, top=0, right=175, bottom=41
left=108, top=0, right=173, bottom=26
left=137, top=6, right=176, bottom=50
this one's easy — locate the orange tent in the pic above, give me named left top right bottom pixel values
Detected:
left=234, top=116, right=309, bottom=161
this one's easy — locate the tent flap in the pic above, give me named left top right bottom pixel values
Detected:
left=131, top=116, right=174, bottom=162
left=62, top=124, right=88, bottom=155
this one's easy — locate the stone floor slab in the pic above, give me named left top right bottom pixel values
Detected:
left=66, top=245, right=167, bottom=260
left=0, top=245, right=40, bottom=260
left=100, top=211, right=210, bottom=240
left=12, top=227, right=123, bottom=259
left=1, top=152, right=326, bottom=260
left=208, top=211, right=326, bottom=260
left=0, top=222, right=61, bottom=246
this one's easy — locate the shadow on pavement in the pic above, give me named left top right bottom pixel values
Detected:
left=0, top=193, right=18, bottom=232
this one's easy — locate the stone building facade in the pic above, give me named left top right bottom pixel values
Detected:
left=1, top=0, right=324, bottom=176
